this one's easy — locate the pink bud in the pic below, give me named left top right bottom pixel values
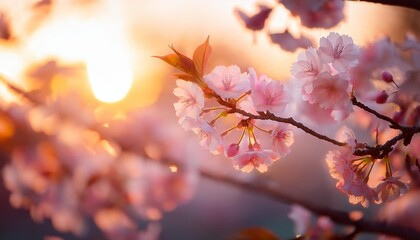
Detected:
left=375, top=91, right=388, bottom=104
left=392, top=111, right=405, bottom=123
left=381, top=71, right=394, bottom=83
left=226, top=143, right=239, bottom=157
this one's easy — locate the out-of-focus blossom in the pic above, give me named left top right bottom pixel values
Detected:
left=288, top=204, right=311, bottom=236
left=379, top=189, right=420, bottom=238
left=288, top=204, right=334, bottom=239
left=269, top=31, right=313, bottom=52
left=375, top=176, right=408, bottom=203
left=234, top=4, right=272, bottom=32
left=409, top=134, right=420, bottom=158
left=203, top=65, right=250, bottom=99
left=281, top=0, right=345, bottom=29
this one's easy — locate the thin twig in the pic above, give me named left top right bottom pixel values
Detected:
left=350, top=95, right=402, bottom=130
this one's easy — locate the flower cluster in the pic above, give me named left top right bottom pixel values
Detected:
left=162, top=33, right=420, bottom=209
left=1, top=96, right=199, bottom=239
left=326, top=127, right=409, bottom=207
left=173, top=65, right=295, bottom=173
left=291, top=32, right=360, bottom=123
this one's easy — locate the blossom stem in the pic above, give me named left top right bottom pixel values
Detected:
left=254, top=124, right=271, bottom=134
left=234, top=90, right=251, bottom=103
left=201, top=107, right=228, bottom=114
left=237, top=128, right=246, bottom=144
left=364, top=161, right=375, bottom=182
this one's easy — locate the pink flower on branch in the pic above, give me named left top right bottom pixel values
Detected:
left=291, top=47, right=325, bottom=82
left=203, top=65, right=250, bottom=99
left=319, top=32, right=360, bottom=72
left=304, top=71, right=352, bottom=114
left=249, top=68, right=290, bottom=116
left=271, top=124, right=294, bottom=157
left=182, top=117, right=224, bottom=155
left=173, top=80, right=204, bottom=121
left=233, top=149, right=280, bottom=173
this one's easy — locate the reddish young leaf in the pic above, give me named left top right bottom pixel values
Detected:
left=193, top=36, right=212, bottom=78
left=154, top=46, right=198, bottom=78
left=173, top=73, right=195, bottom=82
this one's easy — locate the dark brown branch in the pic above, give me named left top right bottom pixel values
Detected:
left=350, top=95, right=402, bottom=130
left=354, top=127, right=420, bottom=158
left=213, top=95, right=347, bottom=147
left=349, top=0, right=420, bottom=12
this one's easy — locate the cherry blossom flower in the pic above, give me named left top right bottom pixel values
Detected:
left=319, top=32, right=360, bottom=72
left=340, top=178, right=378, bottom=207
left=173, top=80, right=205, bottom=121
left=271, top=124, right=294, bottom=156
left=304, top=71, right=351, bottom=112
left=233, top=149, right=280, bottom=173
left=375, top=176, right=409, bottom=203
left=203, top=65, right=250, bottom=99
left=290, top=47, right=325, bottom=82
left=326, top=148, right=378, bottom=207
left=325, top=149, right=353, bottom=184
left=182, top=117, right=224, bottom=155
left=336, top=125, right=357, bottom=151
left=249, top=68, right=290, bottom=115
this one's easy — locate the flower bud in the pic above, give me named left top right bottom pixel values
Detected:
left=375, top=91, right=388, bottom=104
left=381, top=71, right=394, bottom=83
left=392, top=111, right=405, bottom=123
left=226, top=143, right=240, bottom=157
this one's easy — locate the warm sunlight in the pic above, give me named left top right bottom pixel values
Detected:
left=86, top=39, right=133, bottom=103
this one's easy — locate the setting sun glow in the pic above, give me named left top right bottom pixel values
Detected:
left=86, top=36, right=133, bottom=103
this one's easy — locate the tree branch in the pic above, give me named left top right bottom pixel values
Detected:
left=200, top=168, right=420, bottom=240
left=1, top=75, right=419, bottom=239
left=349, top=0, right=420, bottom=11
left=350, top=95, right=402, bottom=130
left=213, top=95, right=347, bottom=147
